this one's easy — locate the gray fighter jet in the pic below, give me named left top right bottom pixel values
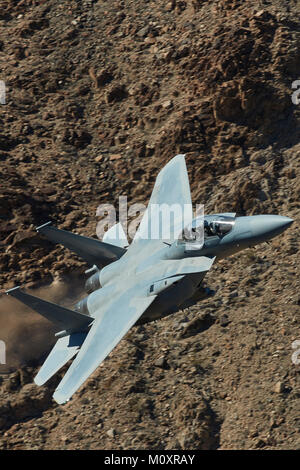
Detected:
left=5, top=155, right=293, bottom=404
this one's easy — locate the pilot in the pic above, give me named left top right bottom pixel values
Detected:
left=204, top=220, right=214, bottom=236
left=210, top=222, right=219, bottom=235
left=204, top=220, right=223, bottom=236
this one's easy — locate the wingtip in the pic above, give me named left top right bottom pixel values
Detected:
left=34, top=376, right=44, bottom=387
left=5, top=286, right=21, bottom=295
left=53, top=389, right=70, bottom=405
left=36, top=221, right=52, bottom=232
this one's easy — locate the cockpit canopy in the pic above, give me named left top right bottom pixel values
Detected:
left=204, top=215, right=235, bottom=237
left=178, top=214, right=235, bottom=243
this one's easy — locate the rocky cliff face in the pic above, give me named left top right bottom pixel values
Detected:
left=0, top=0, right=299, bottom=449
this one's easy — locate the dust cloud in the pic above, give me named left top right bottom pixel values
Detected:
left=0, top=276, right=85, bottom=372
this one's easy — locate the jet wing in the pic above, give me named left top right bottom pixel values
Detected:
left=156, top=256, right=215, bottom=279
left=133, top=154, right=193, bottom=243
left=6, top=286, right=92, bottom=332
left=53, top=290, right=157, bottom=404
left=37, top=222, right=126, bottom=268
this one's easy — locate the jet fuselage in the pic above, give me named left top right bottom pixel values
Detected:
left=79, top=214, right=293, bottom=324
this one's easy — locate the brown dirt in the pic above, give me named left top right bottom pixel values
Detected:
left=0, top=0, right=299, bottom=450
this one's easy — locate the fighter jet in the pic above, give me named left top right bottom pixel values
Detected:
left=5, top=154, right=293, bottom=404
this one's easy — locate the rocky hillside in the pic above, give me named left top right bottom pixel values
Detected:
left=0, top=0, right=299, bottom=449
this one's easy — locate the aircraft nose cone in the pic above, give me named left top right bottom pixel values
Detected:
left=275, top=216, right=294, bottom=228
left=251, top=215, right=293, bottom=240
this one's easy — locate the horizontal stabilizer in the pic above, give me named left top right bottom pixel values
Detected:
left=6, top=287, right=92, bottom=331
left=35, top=333, right=87, bottom=386
left=53, top=292, right=157, bottom=404
left=36, top=222, right=126, bottom=268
